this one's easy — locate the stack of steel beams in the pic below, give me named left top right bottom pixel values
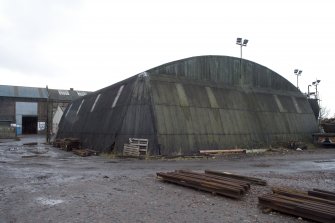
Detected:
left=259, top=188, right=335, bottom=223
left=157, top=170, right=266, bottom=199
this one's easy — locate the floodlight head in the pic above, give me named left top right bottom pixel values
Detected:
left=243, top=39, right=249, bottom=45
left=317, top=80, right=321, bottom=83
left=312, top=81, right=316, bottom=85
left=236, top=38, right=242, bottom=44
left=298, top=70, right=302, bottom=75
left=294, top=69, right=298, bottom=74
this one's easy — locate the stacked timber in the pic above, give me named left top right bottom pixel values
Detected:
left=157, top=170, right=266, bottom=199
left=199, top=149, right=246, bottom=156
left=53, top=138, right=98, bottom=157
left=205, top=170, right=267, bottom=186
left=259, top=188, right=335, bottom=223
left=73, top=149, right=98, bottom=157
left=60, top=138, right=80, bottom=151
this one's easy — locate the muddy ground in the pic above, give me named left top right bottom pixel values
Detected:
left=0, top=135, right=335, bottom=223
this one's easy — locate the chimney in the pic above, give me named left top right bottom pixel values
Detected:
left=70, top=88, right=74, bottom=91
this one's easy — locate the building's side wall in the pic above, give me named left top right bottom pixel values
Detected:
left=150, top=75, right=318, bottom=155
left=0, top=98, right=16, bottom=138
left=57, top=76, right=157, bottom=154
left=0, top=98, right=15, bottom=124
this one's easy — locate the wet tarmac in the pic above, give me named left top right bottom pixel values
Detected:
left=1, top=135, right=335, bottom=223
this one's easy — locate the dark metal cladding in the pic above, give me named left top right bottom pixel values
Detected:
left=57, top=55, right=318, bottom=155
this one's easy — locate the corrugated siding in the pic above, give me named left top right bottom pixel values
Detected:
left=150, top=74, right=317, bottom=155
left=58, top=76, right=157, bottom=153
left=0, top=85, right=48, bottom=99
left=57, top=56, right=318, bottom=155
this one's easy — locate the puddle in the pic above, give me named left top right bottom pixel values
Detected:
left=313, top=159, right=335, bottom=170
left=35, top=197, right=64, bottom=206
left=314, top=159, right=335, bottom=163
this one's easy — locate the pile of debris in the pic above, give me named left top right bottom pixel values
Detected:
left=53, top=138, right=98, bottom=157
left=53, top=138, right=80, bottom=151
left=321, top=118, right=335, bottom=133
left=259, top=187, right=335, bottom=223
left=286, top=141, right=307, bottom=150
left=157, top=170, right=266, bottom=199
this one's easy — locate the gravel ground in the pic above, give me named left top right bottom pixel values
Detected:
left=0, top=135, right=335, bottom=223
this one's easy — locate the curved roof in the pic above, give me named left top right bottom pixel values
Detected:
left=146, top=55, right=298, bottom=93
left=57, top=55, right=317, bottom=155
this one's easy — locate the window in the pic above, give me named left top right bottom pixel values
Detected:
left=90, top=94, right=101, bottom=112
left=77, top=99, right=85, bottom=115
left=112, top=85, right=124, bottom=108
left=77, top=91, right=87, bottom=96
left=65, top=104, right=73, bottom=117
left=58, top=90, right=70, bottom=96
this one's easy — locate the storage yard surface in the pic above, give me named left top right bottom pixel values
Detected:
left=1, top=136, right=335, bottom=223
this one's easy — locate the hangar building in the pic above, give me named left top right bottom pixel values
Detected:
left=57, top=56, right=318, bottom=155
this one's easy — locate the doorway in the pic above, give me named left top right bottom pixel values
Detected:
left=22, top=116, right=38, bottom=134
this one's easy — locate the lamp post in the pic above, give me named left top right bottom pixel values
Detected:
left=236, top=38, right=248, bottom=59
left=236, top=38, right=248, bottom=79
left=312, top=79, right=321, bottom=99
left=294, top=69, right=302, bottom=89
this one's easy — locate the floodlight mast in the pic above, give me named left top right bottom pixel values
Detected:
left=312, top=79, right=321, bottom=99
left=236, top=38, right=248, bottom=59
left=294, top=69, right=302, bottom=89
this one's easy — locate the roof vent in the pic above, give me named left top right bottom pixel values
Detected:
left=70, top=88, right=74, bottom=91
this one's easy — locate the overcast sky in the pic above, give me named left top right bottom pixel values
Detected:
left=1, top=0, right=334, bottom=116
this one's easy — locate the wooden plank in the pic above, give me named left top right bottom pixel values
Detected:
left=205, top=169, right=267, bottom=186
left=176, top=170, right=250, bottom=191
left=259, top=194, right=335, bottom=223
left=129, top=138, right=148, bottom=146
left=308, top=190, right=335, bottom=201
left=157, top=172, right=243, bottom=199
left=273, top=188, right=335, bottom=206
left=199, top=149, right=246, bottom=154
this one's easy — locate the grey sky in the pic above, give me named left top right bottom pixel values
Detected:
left=1, top=0, right=334, bottom=115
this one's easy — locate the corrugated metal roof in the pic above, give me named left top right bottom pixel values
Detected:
left=0, top=85, right=48, bottom=99
left=48, top=89, right=90, bottom=101
left=57, top=55, right=318, bottom=155
left=0, top=85, right=90, bottom=101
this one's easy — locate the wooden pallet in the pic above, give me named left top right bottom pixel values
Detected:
left=123, top=144, right=140, bottom=157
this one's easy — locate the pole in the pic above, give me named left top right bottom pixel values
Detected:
left=240, top=45, right=242, bottom=78
left=46, top=85, right=50, bottom=144
left=240, top=44, right=242, bottom=59
left=296, top=75, right=299, bottom=89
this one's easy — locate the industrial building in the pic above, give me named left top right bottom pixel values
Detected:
left=57, top=55, right=319, bottom=155
left=0, top=85, right=89, bottom=138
